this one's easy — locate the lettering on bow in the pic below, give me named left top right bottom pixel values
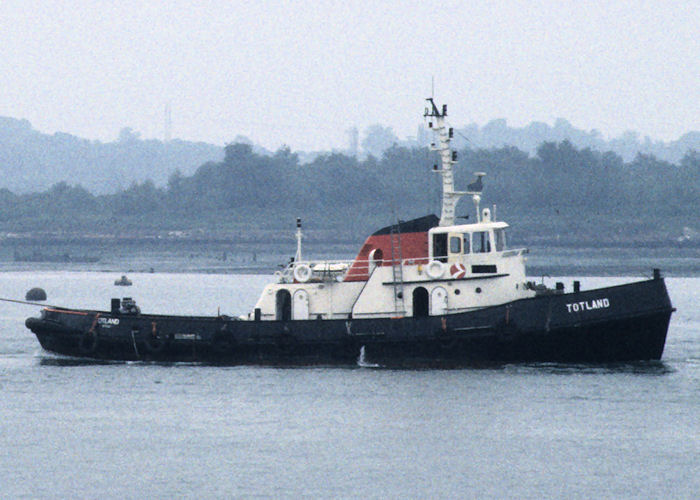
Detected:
left=566, top=298, right=610, bottom=313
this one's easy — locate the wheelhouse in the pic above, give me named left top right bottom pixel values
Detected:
left=429, top=221, right=509, bottom=263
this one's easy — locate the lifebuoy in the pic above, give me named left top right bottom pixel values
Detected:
left=426, top=260, right=445, bottom=279
left=450, top=263, right=466, bottom=279
left=293, top=264, right=312, bottom=283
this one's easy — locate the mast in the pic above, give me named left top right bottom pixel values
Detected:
left=424, top=98, right=485, bottom=225
left=294, top=217, right=303, bottom=262
left=425, top=98, right=464, bottom=226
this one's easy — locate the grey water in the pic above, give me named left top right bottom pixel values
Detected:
left=1, top=271, right=699, bottom=498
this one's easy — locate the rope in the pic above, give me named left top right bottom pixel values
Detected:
left=446, top=120, right=473, bottom=147
left=0, top=297, right=61, bottom=308
left=0, top=296, right=91, bottom=313
left=88, top=313, right=101, bottom=334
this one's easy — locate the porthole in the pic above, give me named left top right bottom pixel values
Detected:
left=454, top=289, right=461, bottom=295
left=475, top=287, right=482, bottom=294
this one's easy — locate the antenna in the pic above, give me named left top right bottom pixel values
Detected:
left=431, top=76, right=434, bottom=99
left=294, top=217, right=303, bottom=262
left=425, top=97, right=465, bottom=226
left=466, top=172, right=486, bottom=223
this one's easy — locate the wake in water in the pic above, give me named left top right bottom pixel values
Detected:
left=357, top=345, right=380, bottom=368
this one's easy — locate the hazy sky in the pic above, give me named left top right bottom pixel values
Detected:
left=1, top=1, right=698, bottom=150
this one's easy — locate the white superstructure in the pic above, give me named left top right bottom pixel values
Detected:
left=251, top=99, right=535, bottom=321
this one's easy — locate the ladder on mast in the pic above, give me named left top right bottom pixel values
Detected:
left=390, top=223, right=405, bottom=316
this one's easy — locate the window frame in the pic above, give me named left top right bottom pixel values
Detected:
left=449, top=235, right=462, bottom=254
left=494, top=228, right=506, bottom=252
left=473, top=231, right=491, bottom=253
left=462, top=233, right=471, bottom=254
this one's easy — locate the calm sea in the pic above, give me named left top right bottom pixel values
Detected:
left=1, top=271, right=698, bottom=499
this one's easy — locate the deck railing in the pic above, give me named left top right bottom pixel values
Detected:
left=278, top=257, right=417, bottom=283
left=277, top=247, right=528, bottom=283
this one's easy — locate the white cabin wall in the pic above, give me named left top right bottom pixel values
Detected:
left=252, top=251, right=533, bottom=321
left=254, top=281, right=365, bottom=320
left=351, top=266, right=401, bottom=318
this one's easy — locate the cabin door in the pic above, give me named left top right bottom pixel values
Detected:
left=276, top=289, right=292, bottom=321
left=430, top=287, right=448, bottom=315
left=293, top=290, right=309, bottom=320
left=447, top=232, right=463, bottom=264
left=412, top=287, right=429, bottom=317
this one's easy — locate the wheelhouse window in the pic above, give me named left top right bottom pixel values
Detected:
left=494, top=228, right=507, bottom=252
left=449, top=236, right=461, bottom=254
left=473, top=231, right=491, bottom=253
left=463, top=234, right=471, bottom=254
left=432, top=233, right=448, bottom=263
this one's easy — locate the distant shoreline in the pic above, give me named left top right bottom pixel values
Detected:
left=1, top=231, right=698, bottom=248
left=0, top=237, right=697, bottom=278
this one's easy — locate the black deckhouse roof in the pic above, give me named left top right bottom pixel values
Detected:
left=372, top=214, right=440, bottom=236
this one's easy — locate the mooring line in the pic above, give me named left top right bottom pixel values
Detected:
left=0, top=296, right=79, bottom=310
left=0, top=297, right=56, bottom=307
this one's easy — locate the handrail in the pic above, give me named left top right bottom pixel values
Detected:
left=278, top=256, right=419, bottom=283
left=277, top=247, right=528, bottom=283
left=501, top=248, right=528, bottom=257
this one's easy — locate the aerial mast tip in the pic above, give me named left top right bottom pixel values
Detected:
left=294, top=217, right=303, bottom=262
left=425, top=97, right=464, bottom=226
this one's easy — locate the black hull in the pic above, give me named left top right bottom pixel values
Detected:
left=26, top=277, right=674, bottom=366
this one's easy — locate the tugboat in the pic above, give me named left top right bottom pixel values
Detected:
left=25, top=99, right=675, bottom=365
left=114, top=275, right=133, bottom=286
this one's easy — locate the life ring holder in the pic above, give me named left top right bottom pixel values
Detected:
left=426, top=260, right=445, bottom=279
left=293, top=264, right=312, bottom=283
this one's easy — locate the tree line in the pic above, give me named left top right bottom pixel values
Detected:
left=0, top=141, right=698, bottom=238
